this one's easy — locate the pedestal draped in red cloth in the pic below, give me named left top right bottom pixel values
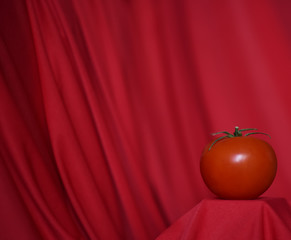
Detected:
left=156, top=198, right=291, bottom=240
left=2, top=0, right=291, bottom=239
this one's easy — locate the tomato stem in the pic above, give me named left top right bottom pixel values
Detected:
left=208, top=126, right=270, bottom=151
left=233, top=126, right=242, bottom=136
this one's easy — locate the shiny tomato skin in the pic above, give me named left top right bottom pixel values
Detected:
left=200, top=136, right=277, bottom=200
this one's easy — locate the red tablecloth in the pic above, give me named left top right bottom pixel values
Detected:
left=156, top=198, right=291, bottom=240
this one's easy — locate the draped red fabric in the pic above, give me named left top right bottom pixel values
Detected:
left=1, top=0, right=291, bottom=239
left=157, top=198, right=291, bottom=239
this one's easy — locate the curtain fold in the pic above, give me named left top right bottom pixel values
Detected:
left=1, top=0, right=291, bottom=239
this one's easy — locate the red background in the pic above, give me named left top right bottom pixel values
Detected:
left=1, top=0, right=291, bottom=239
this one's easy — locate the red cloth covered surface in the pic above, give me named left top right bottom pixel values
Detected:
left=156, top=198, right=291, bottom=240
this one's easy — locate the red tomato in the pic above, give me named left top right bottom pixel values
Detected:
left=200, top=128, right=277, bottom=200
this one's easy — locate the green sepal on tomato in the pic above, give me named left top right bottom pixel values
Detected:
left=200, top=127, right=277, bottom=200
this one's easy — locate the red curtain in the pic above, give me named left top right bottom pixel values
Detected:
left=1, top=0, right=291, bottom=239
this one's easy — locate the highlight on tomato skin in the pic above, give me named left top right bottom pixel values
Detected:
left=200, top=127, right=277, bottom=200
